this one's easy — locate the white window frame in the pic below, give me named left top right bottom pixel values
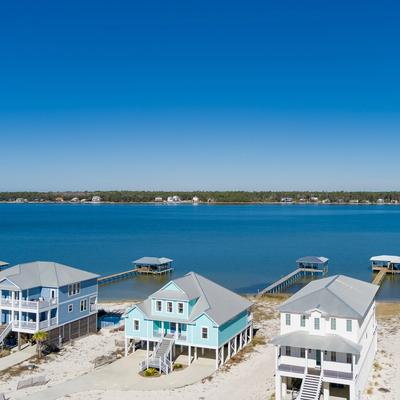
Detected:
left=167, top=301, right=173, bottom=313
left=80, top=299, right=87, bottom=312
left=285, top=313, right=291, bottom=326
left=331, top=317, right=336, bottom=330
left=68, top=282, right=81, bottom=296
left=201, top=326, right=208, bottom=339
left=178, top=302, right=184, bottom=314
left=300, top=315, right=306, bottom=327
left=346, top=319, right=352, bottom=332
left=314, top=317, right=320, bottom=330
left=68, top=304, right=73, bottom=313
left=133, top=319, right=140, bottom=331
left=156, top=300, right=162, bottom=312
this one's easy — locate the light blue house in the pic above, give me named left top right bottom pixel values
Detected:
left=124, top=272, right=253, bottom=374
left=0, top=261, right=99, bottom=348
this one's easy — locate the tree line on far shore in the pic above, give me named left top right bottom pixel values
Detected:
left=1, top=191, right=400, bottom=203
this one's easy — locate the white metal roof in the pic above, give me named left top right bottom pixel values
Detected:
left=278, top=275, right=379, bottom=319
left=133, top=272, right=253, bottom=326
left=296, top=256, right=329, bottom=264
left=271, top=331, right=362, bottom=354
left=133, top=257, right=173, bottom=266
left=0, top=261, right=9, bottom=267
left=370, top=255, right=400, bottom=263
left=0, top=261, right=99, bottom=290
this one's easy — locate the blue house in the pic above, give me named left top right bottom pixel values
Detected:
left=0, top=261, right=99, bottom=348
left=124, top=272, right=253, bottom=374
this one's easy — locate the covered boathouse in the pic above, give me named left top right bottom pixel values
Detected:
left=370, top=255, right=400, bottom=273
left=296, top=256, right=329, bottom=275
left=133, top=257, right=174, bottom=275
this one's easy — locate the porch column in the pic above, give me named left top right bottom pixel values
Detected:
left=47, top=310, right=51, bottom=327
left=320, top=349, right=324, bottom=371
left=239, top=331, right=243, bottom=350
left=162, top=321, right=164, bottom=336
left=275, top=374, right=282, bottom=400
left=194, top=346, right=197, bottom=360
left=228, top=339, right=231, bottom=360
left=281, top=377, right=287, bottom=399
left=305, top=348, right=308, bottom=373
left=188, top=345, right=192, bottom=365
left=215, top=348, right=219, bottom=369
left=275, top=346, right=279, bottom=371
left=234, top=334, right=237, bottom=355
left=352, top=354, right=356, bottom=375
left=323, top=381, right=329, bottom=400
left=249, top=325, right=253, bottom=341
left=146, top=340, right=149, bottom=359
left=11, top=291, right=15, bottom=323
left=221, top=344, right=224, bottom=365
left=349, top=383, right=356, bottom=400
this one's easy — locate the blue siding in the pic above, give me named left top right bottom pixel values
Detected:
left=125, top=306, right=151, bottom=338
left=189, top=314, right=218, bottom=347
left=218, top=311, right=249, bottom=346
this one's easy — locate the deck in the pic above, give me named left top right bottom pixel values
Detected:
left=257, top=267, right=324, bottom=297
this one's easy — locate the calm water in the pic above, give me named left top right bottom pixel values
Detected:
left=0, top=203, right=399, bottom=301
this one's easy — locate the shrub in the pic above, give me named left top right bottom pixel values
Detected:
left=174, top=363, right=183, bottom=370
left=144, top=368, right=159, bottom=377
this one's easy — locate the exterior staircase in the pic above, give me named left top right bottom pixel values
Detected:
left=0, top=323, right=13, bottom=346
left=139, top=337, right=174, bottom=375
left=297, top=374, right=322, bottom=400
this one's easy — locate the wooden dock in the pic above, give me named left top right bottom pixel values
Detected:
left=98, top=266, right=174, bottom=286
left=257, top=267, right=323, bottom=297
left=372, top=269, right=387, bottom=286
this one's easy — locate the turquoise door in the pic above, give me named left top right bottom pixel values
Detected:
left=153, top=320, right=161, bottom=335
left=316, top=350, right=321, bottom=366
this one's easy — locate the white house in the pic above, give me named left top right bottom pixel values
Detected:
left=271, top=275, right=378, bottom=400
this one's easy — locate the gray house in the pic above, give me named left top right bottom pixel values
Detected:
left=0, top=261, right=99, bottom=347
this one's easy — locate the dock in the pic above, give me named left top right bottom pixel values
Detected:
left=372, top=268, right=387, bottom=286
left=98, top=268, right=138, bottom=286
left=257, top=256, right=329, bottom=297
left=370, top=256, right=400, bottom=287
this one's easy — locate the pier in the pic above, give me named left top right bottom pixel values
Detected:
left=257, top=256, right=328, bottom=297
left=372, top=268, right=387, bottom=286
left=370, top=255, right=400, bottom=287
left=98, top=267, right=138, bottom=286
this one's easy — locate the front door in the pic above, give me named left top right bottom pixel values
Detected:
left=170, top=322, right=176, bottom=334
left=316, top=350, right=321, bottom=367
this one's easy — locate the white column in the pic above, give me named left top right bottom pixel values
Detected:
left=188, top=345, right=192, bottom=365
left=249, top=325, right=253, bottom=341
left=305, top=348, right=308, bottom=373
left=281, top=377, right=287, bottom=398
left=215, top=348, right=219, bottom=369
left=11, top=291, right=15, bottom=324
left=234, top=335, right=237, bottom=355
left=349, top=382, right=356, bottom=400
left=47, top=310, right=51, bottom=327
left=275, top=374, right=282, bottom=400
left=125, top=337, right=128, bottom=356
left=323, top=382, right=329, bottom=400
left=146, top=340, right=149, bottom=358
left=194, top=346, right=197, bottom=360
left=221, top=344, right=224, bottom=365
left=228, top=340, right=231, bottom=359
left=239, top=332, right=243, bottom=350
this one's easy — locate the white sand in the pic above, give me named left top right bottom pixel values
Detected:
left=0, top=299, right=398, bottom=400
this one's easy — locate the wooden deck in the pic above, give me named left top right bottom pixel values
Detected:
left=98, top=266, right=174, bottom=286
left=372, top=269, right=387, bottom=285
left=257, top=267, right=324, bottom=297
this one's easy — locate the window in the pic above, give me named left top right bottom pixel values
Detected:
left=68, top=304, right=73, bottom=313
left=68, top=282, right=80, bottom=296
left=331, top=351, right=336, bottom=362
left=314, top=318, right=320, bottom=330
left=300, top=348, right=305, bottom=358
left=156, top=301, right=162, bottom=312
left=300, top=315, right=306, bottom=327
left=285, top=314, right=291, bottom=326
left=346, top=353, right=352, bottom=364
left=285, top=346, right=291, bottom=356
left=178, top=302, right=184, bottom=314
left=167, top=302, right=173, bottom=312
left=201, top=327, right=208, bottom=339
left=133, top=319, right=140, bottom=331
left=346, top=319, right=352, bottom=332
left=331, top=318, right=336, bottom=330
left=80, top=299, right=87, bottom=312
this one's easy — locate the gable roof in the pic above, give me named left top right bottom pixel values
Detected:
left=296, top=256, right=329, bottom=264
left=278, top=275, right=379, bottom=319
left=0, top=261, right=99, bottom=290
left=133, top=257, right=173, bottom=265
left=370, top=255, right=400, bottom=264
left=132, top=272, right=253, bottom=326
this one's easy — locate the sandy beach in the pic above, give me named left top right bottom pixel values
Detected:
left=0, top=298, right=398, bottom=400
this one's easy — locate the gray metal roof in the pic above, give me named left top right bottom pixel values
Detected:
left=0, top=261, right=99, bottom=290
left=271, top=331, right=362, bottom=354
left=0, top=261, right=9, bottom=267
left=134, top=272, right=253, bottom=326
left=133, top=257, right=173, bottom=266
left=278, top=275, right=379, bottom=319
left=296, top=256, right=329, bottom=264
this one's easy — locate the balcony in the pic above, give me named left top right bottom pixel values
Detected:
left=13, top=317, right=58, bottom=332
left=0, top=297, right=56, bottom=310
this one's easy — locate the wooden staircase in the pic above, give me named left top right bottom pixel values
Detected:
left=297, top=373, right=322, bottom=400
left=0, top=323, right=13, bottom=346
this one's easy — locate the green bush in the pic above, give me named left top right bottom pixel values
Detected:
left=144, top=368, right=159, bottom=377
left=174, top=363, right=183, bottom=370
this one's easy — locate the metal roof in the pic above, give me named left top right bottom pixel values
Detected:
left=0, top=261, right=9, bottom=267
left=271, top=331, right=362, bottom=354
left=296, top=256, right=329, bottom=264
left=0, top=261, right=99, bottom=290
left=370, top=255, right=400, bottom=264
left=278, top=275, right=378, bottom=320
left=133, top=272, right=253, bottom=326
left=133, top=257, right=173, bottom=266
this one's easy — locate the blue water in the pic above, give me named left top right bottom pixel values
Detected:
left=0, top=203, right=400, bottom=301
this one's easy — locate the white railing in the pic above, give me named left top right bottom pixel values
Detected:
left=0, top=297, right=52, bottom=310
left=50, top=317, right=57, bottom=326
left=13, top=321, right=37, bottom=330
left=39, top=320, right=49, bottom=329
left=90, top=304, right=96, bottom=312
left=0, top=322, right=13, bottom=344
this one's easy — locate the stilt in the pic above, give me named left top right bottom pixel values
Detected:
left=188, top=345, right=191, bottom=365
left=124, top=337, right=128, bottom=356
left=17, top=332, right=21, bottom=351
left=215, top=347, right=219, bottom=369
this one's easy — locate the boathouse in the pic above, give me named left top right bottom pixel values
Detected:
left=133, top=257, right=174, bottom=275
left=370, top=255, right=400, bottom=272
left=296, top=256, right=329, bottom=275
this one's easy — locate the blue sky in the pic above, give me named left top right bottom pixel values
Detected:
left=1, top=1, right=400, bottom=191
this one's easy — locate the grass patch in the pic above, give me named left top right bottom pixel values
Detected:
left=143, top=368, right=160, bottom=377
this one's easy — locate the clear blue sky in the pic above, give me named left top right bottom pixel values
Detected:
left=1, top=1, right=400, bottom=191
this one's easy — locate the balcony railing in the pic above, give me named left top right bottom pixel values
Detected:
left=0, top=297, right=55, bottom=310
left=324, top=369, right=353, bottom=380
left=13, top=317, right=58, bottom=331
left=152, top=330, right=187, bottom=341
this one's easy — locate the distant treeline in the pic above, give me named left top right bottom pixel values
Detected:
left=1, top=191, right=400, bottom=203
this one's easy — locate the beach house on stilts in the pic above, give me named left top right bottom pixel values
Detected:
left=124, top=272, right=253, bottom=374
left=271, top=275, right=378, bottom=400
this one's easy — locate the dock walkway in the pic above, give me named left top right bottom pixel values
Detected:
left=372, top=268, right=387, bottom=286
